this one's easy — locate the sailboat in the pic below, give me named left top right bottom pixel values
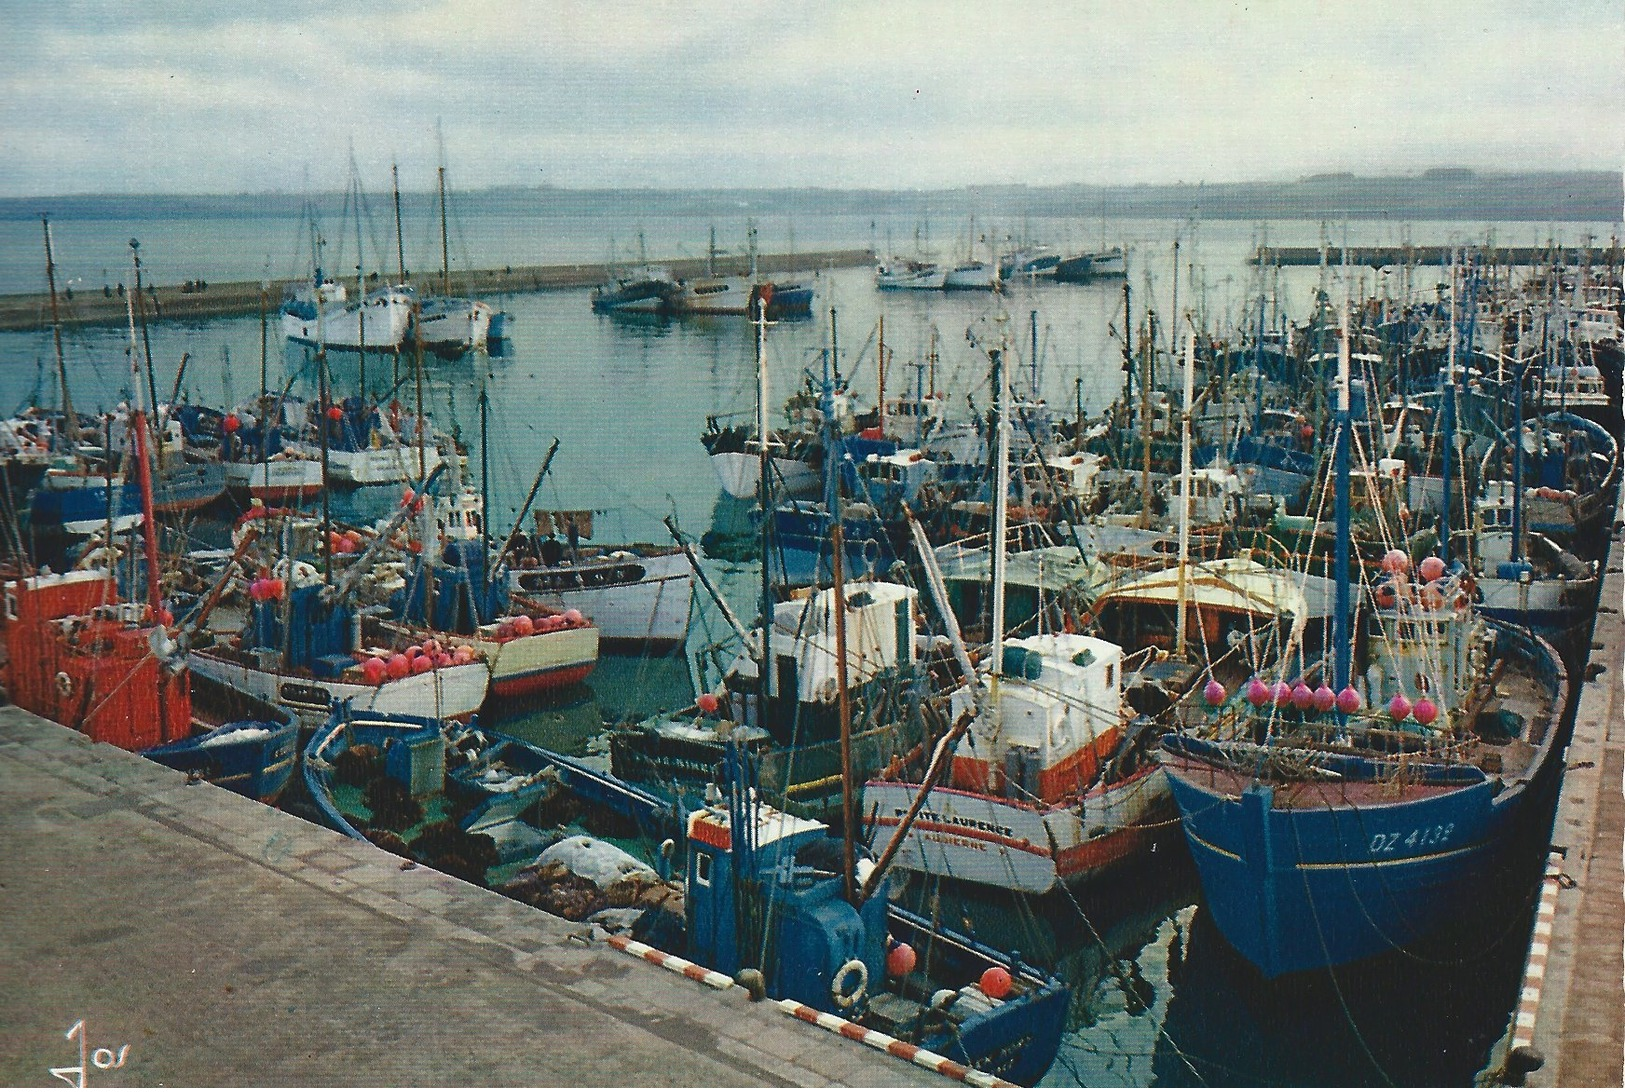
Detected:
left=414, top=161, right=496, bottom=354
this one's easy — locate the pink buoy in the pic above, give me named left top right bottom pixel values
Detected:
left=563, top=608, right=584, bottom=625
left=1375, top=583, right=1397, bottom=609
left=1246, top=678, right=1270, bottom=706
left=406, top=645, right=423, bottom=660
left=361, top=657, right=387, bottom=685
left=434, top=652, right=453, bottom=667
left=1290, top=681, right=1314, bottom=709
left=454, top=645, right=474, bottom=664
left=979, top=966, right=1012, bottom=1000
left=1312, top=685, right=1337, bottom=712
left=411, top=654, right=434, bottom=675
left=1381, top=549, right=1410, bottom=574
left=1336, top=686, right=1363, bottom=714
left=696, top=692, right=720, bottom=715
left=496, top=622, right=515, bottom=641
left=267, top=578, right=285, bottom=599
left=1271, top=681, right=1292, bottom=706
left=513, top=614, right=535, bottom=636
left=886, top=942, right=918, bottom=978
left=422, top=638, right=440, bottom=656
left=386, top=653, right=410, bottom=679
left=1413, top=697, right=1439, bottom=726
left=1203, top=679, right=1227, bottom=705
left=1419, top=555, right=1446, bottom=582
left=248, top=578, right=269, bottom=602
left=1388, top=693, right=1413, bottom=721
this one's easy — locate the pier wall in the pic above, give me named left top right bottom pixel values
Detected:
left=0, top=707, right=937, bottom=1087
left=0, top=249, right=876, bottom=332
left=1486, top=478, right=1625, bottom=1088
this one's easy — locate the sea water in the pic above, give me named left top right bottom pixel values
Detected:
left=0, top=209, right=1610, bottom=1085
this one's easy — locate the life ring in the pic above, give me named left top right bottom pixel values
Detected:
left=831, top=958, right=868, bottom=1009
left=55, top=671, right=73, bottom=696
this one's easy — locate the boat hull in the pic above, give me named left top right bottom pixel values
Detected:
left=469, top=625, right=599, bottom=701
left=143, top=720, right=301, bottom=803
left=863, top=766, right=1172, bottom=894
left=224, top=459, right=325, bottom=501
left=507, top=550, right=694, bottom=649
left=188, top=651, right=489, bottom=730
left=710, top=451, right=821, bottom=499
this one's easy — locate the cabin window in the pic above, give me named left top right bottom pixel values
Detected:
left=695, top=850, right=712, bottom=887
left=1105, top=663, right=1114, bottom=689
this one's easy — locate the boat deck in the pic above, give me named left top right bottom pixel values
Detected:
left=0, top=707, right=940, bottom=1087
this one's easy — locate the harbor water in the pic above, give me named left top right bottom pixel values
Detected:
left=0, top=208, right=1616, bottom=1085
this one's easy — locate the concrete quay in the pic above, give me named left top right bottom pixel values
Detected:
left=0, top=708, right=941, bottom=1087
left=0, top=249, right=875, bottom=333
left=1495, top=507, right=1625, bottom=1087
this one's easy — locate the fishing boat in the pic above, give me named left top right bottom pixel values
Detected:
left=875, top=258, right=946, bottom=291
left=505, top=534, right=695, bottom=652
left=1479, top=411, right=1619, bottom=553
left=413, top=163, right=498, bottom=354
left=287, top=398, right=449, bottom=487
left=301, top=707, right=676, bottom=881
left=701, top=416, right=823, bottom=499
left=672, top=750, right=1072, bottom=1086
left=1053, top=246, right=1126, bottom=283
left=609, top=576, right=923, bottom=819
left=3, top=566, right=301, bottom=801
left=591, top=266, right=680, bottom=314
left=1159, top=308, right=1572, bottom=979
left=282, top=276, right=415, bottom=351
left=382, top=485, right=600, bottom=705
left=865, top=344, right=1175, bottom=894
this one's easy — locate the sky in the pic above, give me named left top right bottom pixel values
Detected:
left=1, top=0, right=1621, bottom=197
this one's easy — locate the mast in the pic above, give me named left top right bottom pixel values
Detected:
left=1333, top=301, right=1352, bottom=693
left=129, top=240, right=164, bottom=471
left=1439, top=269, right=1459, bottom=565
left=989, top=346, right=1009, bottom=680
left=317, top=278, right=333, bottom=586
left=124, top=251, right=161, bottom=618
left=41, top=216, right=79, bottom=449
left=1175, top=328, right=1194, bottom=658
left=831, top=513, right=855, bottom=906
left=876, top=314, right=886, bottom=437
left=754, top=295, right=773, bottom=726
left=1139, top=310, right=1153, bottom=529
left=1511, top=343, right=1526, bottom=564
left=392, top=162, right=407, bottom=284
left=479, top=385, right=490, bottom=569
left=438, top=165, right=451, bottom=296
left=259, top=281, right=269, bottom=401
left=355, top=170, right=368, bottom=398
left=1030, top=309, right=1039, bottom=395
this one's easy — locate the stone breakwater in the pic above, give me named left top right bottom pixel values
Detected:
left=0, top=249, right=877, bottom=332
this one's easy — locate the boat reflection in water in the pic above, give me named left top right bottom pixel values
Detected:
left=889, top=834, right=1541, bottom=1087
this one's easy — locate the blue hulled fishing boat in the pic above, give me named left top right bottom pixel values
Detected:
left=1159, top=306, right=1572, bottom=979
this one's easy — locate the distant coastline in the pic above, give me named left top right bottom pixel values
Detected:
left=3, top=169, right=1619, bottom=223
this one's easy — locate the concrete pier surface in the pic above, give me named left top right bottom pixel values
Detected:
left=0, top=708, right=940, bottom=1087
left=0, top=250, right=875, bottom=332
left=1521, top=515, right=1625, bottom=1087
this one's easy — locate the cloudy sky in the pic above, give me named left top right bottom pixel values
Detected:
left=2, top=1, right=1620, bottom=197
